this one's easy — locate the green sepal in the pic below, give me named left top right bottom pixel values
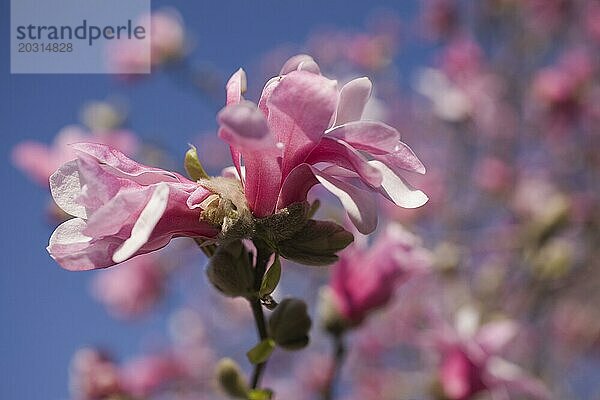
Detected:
left=247, top=389, right=273, bottom=400
left=246, top=338, right=276, bottom=364
left=259, top=255, right=281, bottom=298
left=184, top=144, right=209, bottom=181
left=254, top=202, right=310, bottom=246
left=277, top=220, right=354, bottom=266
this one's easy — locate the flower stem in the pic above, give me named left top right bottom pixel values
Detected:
left=321, top=334, right=346, bottom=400
left=249, top=240, right=272, bottom=389
left=250, top=298, right=268, bottom=388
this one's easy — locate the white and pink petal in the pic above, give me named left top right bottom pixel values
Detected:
left=47, top=218, right=122, bottom=271
left=306, top=137, right=382, bottom=187
left=226, top=68, right=247, bottom=105
left=332, top=77, right=372, bottom=126
left=113, top=183, right=171, bottom=263
left=326, top=121, right=400, bottom=155
left=377, top=141, right=426, bottom=175
left=279, top=54, right=321, bottom=75
left=49, top=160, right=89, bottom=219
left=311, top=168, right=378, bottom=234
left=71, top=143, right=185, bottom=185
left=368, top=160, right=428, bottom=208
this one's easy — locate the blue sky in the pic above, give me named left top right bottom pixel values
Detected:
left=0, top=1, right=422, bottom=398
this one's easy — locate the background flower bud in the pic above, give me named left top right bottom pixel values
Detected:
left=80, top=100, right=126, bottom=131
left=317, top=286, right=349, bottom=336
left=525, top=195, right=570, bottom=247
left=206, top=241, right=255, bottom=298
left=268, top=298, right=312, bottom=350
left=432, top=242, right=461, bottom=275
left=531, top=238, right=574, bottom=280
left=215, top=358, right=248, bottom=398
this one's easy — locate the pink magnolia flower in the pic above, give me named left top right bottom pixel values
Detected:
left=91, top=252, right=164, bottom=318
left=434, top=307, right=550, bottom=400
left=47, top=143, right=219, bottom=271
left=328, top=223, right=431, bottom=325
left=12, top=125, right=137, bottom=187
left=218, top=55, right=427, bottom=234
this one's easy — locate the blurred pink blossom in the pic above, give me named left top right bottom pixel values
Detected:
left=69, top=348, right=124, bottom=400
left=91, top=253, right=164, bottom=319
left=345, top=33, right=395, bottom=71
left=434, top=307, right=550, bottom=400
left=47, top=143, right=219, bottom=270
left=147, top=10, right=186, bottom=64
left=474, top=157, right=514, bottom=194
left=295, top=353, right=333, bottom=394
left=519, top=0, right=569, bottom=35
left=419, top=0, right=458, bottom=39
left=551, top=299, right=600, bottom=357
left=532, top=49, right=595, bottom=115
left=169, top=309, right=217, bottom=383
left=121, top=353, right=187, bottom=398
left=440, top=37, right=483, bottom=80
left=107, top=9, right=186, bottom=74
left=106, top=39, right=151, bottom=75
left=532, top=67, right=577, bottom=107
left=347, top=369, right=406, bottom=400
left=305, top=16, right=399, bottom=73
left=424, top=43, right=517, bottom=138
left=329, top=223, right=431, bottom=325
left=12, top=125, right=137, bottom=187
left=585, top=2, right=600, bottom=43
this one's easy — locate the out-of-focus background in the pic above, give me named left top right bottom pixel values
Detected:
left=2, top=0, right=599, bottom=399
